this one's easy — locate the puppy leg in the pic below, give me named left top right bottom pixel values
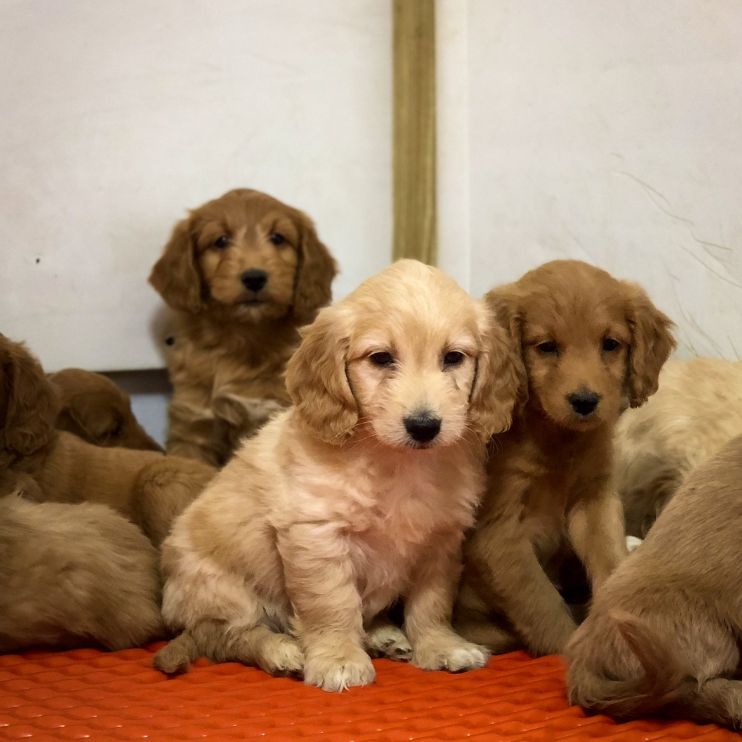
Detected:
left=568, top=489, right=627, bottom=591
left=134, top=462, right=214, bottom=546
left=279, top=524, right=375, bottom=692
left=365, top=615, right=412, bottom=661
left=405, top=532, right=489, bottom=672
left=166, top=397, right=221, bottom=467
left=453, top=578, right=521, bottom=653
left=463, top=525, right=577, bottom=655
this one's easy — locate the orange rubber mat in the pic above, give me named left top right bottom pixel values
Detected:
left=0, top=645, right=735, bottom=741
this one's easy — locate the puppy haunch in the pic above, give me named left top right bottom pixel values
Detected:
left=567, top=433, right=742, bottom=729
left=155, top=259, right=520, bottom=691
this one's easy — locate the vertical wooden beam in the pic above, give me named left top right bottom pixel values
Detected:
left=393, top=0, right=436, bottom=264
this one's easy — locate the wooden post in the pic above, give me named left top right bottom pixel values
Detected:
left=393, top=0, right=436, bottom=264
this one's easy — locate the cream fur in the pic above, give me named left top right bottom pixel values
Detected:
left=156, top=259, right=520, bottom=691
left=615, top=357, right=742, bottom=536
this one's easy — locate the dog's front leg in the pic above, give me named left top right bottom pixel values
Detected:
left=462, top=521, right=578, bottom=655
left=279, top=523, right=375, bottom=692
left=404, top=531, right=490, bottom=672
left=567, top=487, right=628, bottom=591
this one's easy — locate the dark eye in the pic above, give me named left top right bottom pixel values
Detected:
left=214, top=234, right=230, bottom=249
left=536, top=341, right=558, bottom=355
left=602, top=337, right=620, bottom=352
left=269, top=232, right=286, bottom=246
left=443, top=351, right=465, bottom=367
left=369, top=351, right=394, bottom=367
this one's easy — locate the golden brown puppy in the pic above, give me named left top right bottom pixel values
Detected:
left=50, top=368, right=162, bottom=451
left=0, top=337, right=215, bottom=546
left=154, top=260, right=520, bottom=691
left=0, top=494, right=162, bottom=651
left=454, top=260, right=675, bottom=656
left=615, top=357, right=742, bottom=537
left=566, top=433, right=742, bottom=728
left=150, top=188, right=337, bottom=466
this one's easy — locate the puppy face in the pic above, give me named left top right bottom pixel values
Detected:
left=487, top=260, right=675, bottom=432
left=150, top=189, right=337, bottom=324
left=286, top=260, right=521, bottom=447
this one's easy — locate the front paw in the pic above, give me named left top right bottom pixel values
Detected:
left=365, top=624, right=412, bottom=661
left=412, top=634, right=490, bottom=672
left=304, top=643, right=376, bottom=692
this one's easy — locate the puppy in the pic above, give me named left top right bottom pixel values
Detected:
left=50, top=368, right=162, bottom=451
left=615, top=357, right=742, bottom=536
left=154, top=260, right=520, bottom=691
left=567, top=433, right=742, bottom=728
left=150, top=188, right=337, bottom=467
left=0, top=493, right=162, bottom=651
left=0, top=336, right=215, bottom=546
left=455, top=260, right=675, bottom=656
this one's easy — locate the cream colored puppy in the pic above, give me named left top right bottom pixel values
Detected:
left=615, top=357, right=742, bottom=536
left=154, top=259, right=520, bottom=691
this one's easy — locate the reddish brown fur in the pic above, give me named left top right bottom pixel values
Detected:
left=150, top=188, right=337, bottom=466
left=49, top=368, right=162, bottom=451
left=454, top=260, right=675, bottom=656
left=0, top=336, right=215, bottom=546
left=567, top=435, right=742, bottom=728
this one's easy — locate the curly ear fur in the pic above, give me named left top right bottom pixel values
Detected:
left=149, top=218, right=204, bottom=314
left=468, top=306, right=525, bottom=440
left=292, top=213, right=337, bottom=325
left=483, top=286, right=530, bottom=412
left=0, top=339, right=58, bottom=456
left=622, top=281, right=676, bottom=408
left=285, top=306, right=357, bottom=444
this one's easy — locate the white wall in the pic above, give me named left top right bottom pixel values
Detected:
left=0, top=0, right=392, bottom=372
left=438, top=0, right=742, bottom=358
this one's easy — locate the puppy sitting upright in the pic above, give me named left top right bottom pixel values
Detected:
left=154, top=260, right=520, bottom=691
left=455, top=260, right=675, bottom=656
left=150, top=188, right=337, bottom=466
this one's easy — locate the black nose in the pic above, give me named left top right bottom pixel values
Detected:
left=404, top=412, right=442, bottom=443
left=568, top=390, right=600, bottom=416
left=241, top=269, right=268, bottom=293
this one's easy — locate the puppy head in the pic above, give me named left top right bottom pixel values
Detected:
left=487, top=260, right=675, bottom=432
left=49, top=369, right=162, bottom=451
left=286, top=259, right=520, bottom=448
left=149, top=189, right=336, bottom=324
left=0, top=336, right=59, bottom=457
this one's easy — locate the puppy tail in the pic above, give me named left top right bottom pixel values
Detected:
left=153, top=630, right=198, bottom=674
left=567, top=610, right=688, bottom=718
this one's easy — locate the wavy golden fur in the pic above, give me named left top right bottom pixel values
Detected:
left=0, top=336, right=215, bottom=547
left=455, top=260, right=675, bottom=656
left=149, top=188, right=337, bottom=466
left=154, top=260, right=520, bottom=691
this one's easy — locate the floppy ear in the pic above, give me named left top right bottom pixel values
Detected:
left=57, top=392, right=122, bottom=445
left=292, top=213, right=337, bottom=324
left=285, top=306, right=357, bottom=444
left=481, top=285, right=530, bottom=409
left=468, top=304, right=525, bottom=440
left=149, top=218, right=204, bottom=313
left=622, top=281, right=676, bottom=408
left=0, top=341, right=58, bottom=456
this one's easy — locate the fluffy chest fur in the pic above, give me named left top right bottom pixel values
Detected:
left=275, top=428, right=485, bottom=604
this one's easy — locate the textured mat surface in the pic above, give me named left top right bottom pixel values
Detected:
left=0, top=645, right=736, bottom=741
